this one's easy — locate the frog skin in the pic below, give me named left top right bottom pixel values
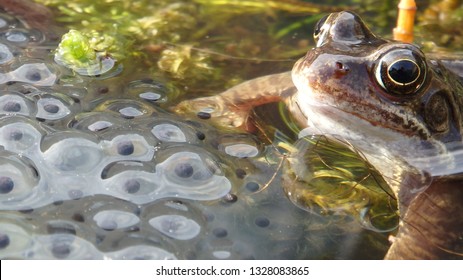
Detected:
left=174, top=11, right=463, bottom=259
left=0, top=0, right=57, bottom=35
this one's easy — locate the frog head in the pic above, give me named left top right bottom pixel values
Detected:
left=291, top=11, right=463, bottom=178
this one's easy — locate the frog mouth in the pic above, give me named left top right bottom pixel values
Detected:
left=296, top=97, right=411, bottom=144
left=296, top=97, right=461, bottom=178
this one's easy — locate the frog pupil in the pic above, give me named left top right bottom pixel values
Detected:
left=387, top=59, right=419, bottom=85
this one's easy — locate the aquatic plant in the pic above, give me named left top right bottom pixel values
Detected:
left=34, top=0, right=349, bottom=89
left=282, top=135, right=398, bottom=232
left=54, top=29, right=119, bottom=76
left=418, top=0, right=463, bottom=50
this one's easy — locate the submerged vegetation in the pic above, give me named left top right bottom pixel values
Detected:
left=54, top=29, right=121, bottom=75
left=283, top=136, right=398, bottom=232
left=37, top=0, right=463, bottom=89
left=34, top=0, right=463, bottom=231
left=417, top=0, right=463, bottom=50
left=36, top=0, right=352, bottom=91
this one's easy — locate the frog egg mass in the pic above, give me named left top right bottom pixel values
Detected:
left=0, top=8, right=400, bottom=260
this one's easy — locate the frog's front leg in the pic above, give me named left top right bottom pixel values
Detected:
left=173, top=71, right=296, bottom=131
left=385, top=178, right=463, bottom=259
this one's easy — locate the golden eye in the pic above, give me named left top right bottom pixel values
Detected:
left=375, top=48, right=427, bottom=96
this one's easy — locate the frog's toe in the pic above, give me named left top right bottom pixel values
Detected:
left=172, top=97, right=253, bottom=131
left=174, top=97, right=219, bottom=115
left=217, top=110, right=253, bottom=131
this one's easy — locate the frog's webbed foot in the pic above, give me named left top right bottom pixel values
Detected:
left=173, top=72, right=294, bottom=132
left=173, top=95, right=255, bottom=131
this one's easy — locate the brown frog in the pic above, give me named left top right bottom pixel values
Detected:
left=174, top=11, right=463, bottom=259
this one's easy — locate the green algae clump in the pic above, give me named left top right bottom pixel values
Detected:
left=55, top=29, right=118, bottom=76
left=56, top=30, right=96, bottom=65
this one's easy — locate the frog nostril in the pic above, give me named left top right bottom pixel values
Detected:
left=334, top=61, right=349, bottom=77
left=335, top=62, right=347, bottom=70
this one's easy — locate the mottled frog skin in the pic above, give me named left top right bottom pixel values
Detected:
left=175, top=11, right=463, bottom=259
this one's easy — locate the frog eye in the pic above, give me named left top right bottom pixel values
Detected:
left=374, top=49, right=427, bottom=96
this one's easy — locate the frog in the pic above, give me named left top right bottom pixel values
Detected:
left=174, top=11, right=463, bottom=259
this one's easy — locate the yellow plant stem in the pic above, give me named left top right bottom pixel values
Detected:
left=393, top=0, right=417, bottom=43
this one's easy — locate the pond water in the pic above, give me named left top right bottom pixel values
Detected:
left=0, top=0, right=460, bottom=259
